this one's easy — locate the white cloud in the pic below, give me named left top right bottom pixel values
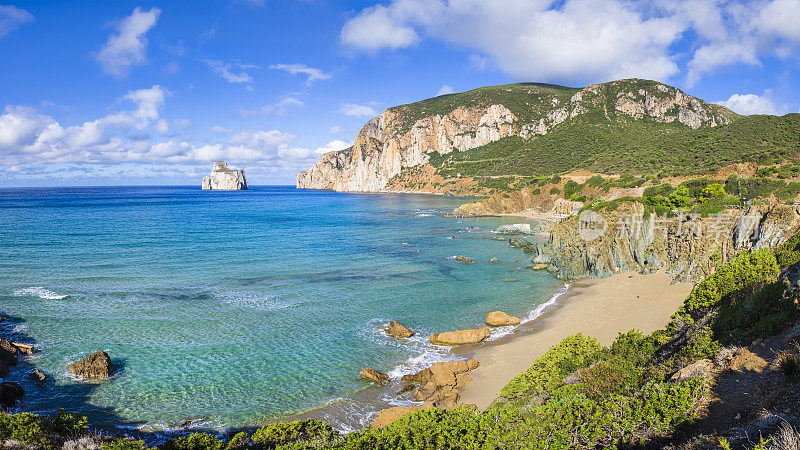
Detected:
left=341, top=0, right=800, bottom=85
left=717, top=92, right=785, bottom=115
left=0, top=5, right=33, bottom=38
left=269, top=64, right=332, bottom=85
left=204, top=59, right=256, bottom=84
left=329, top=125, right=342, bottom=135
left=338, top=103, right=377, bottom=118
left=95, top=7, right=161, bottom=78
left=437, top=84, right=455, bottom=96
left=237, top=96, right=305, bottom=118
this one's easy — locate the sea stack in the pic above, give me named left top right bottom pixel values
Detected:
left=201, top=161, right=248, bottom=190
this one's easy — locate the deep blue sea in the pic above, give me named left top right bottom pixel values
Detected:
left=0, top=186, right=562, bottom=432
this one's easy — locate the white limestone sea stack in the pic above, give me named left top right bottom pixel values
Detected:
left=201, top=161, right=248, bottom=190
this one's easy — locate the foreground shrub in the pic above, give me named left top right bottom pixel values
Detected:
left=251, top=419, right=336, bottom=447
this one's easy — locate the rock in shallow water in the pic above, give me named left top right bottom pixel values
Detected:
left=359, top=367, right=389, bottom=386
left=429, top=328, right=490, bottom=346
left=29, top=369, right=46, bottom=386
left=486, top=311, right=521, bottom=327
left=0, top=339, right=18, bottom=366
left=69, top=350, right=115, bottom=379
left=508, top=237, right=533, bottom=248
left=385, top=320, right=415, bottom=339
left=453, top=255, right=473, bottom=264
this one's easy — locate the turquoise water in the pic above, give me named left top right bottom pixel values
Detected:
left=0, top=186, right=562, bottom=431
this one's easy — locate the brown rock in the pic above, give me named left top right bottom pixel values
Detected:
left=486, top=311, right=521, bottom=327
left=453, top=256, right=473, bottom=264
left=69, top=350, right=115, bottom=379
left=0, top=339, right=18, bottom=366
left=28, top=369, right=46, bottom=386
left=385, top=321, right=415, bottom=339
left=0, top=382, right=24, bottom=409
left=429, top=328, right=491, bottom=346
left=429, top=360, right=478, bottom=376
left=670, top=359, right=715, bottom=383
left=489, top=257, right=499, bottom=263
left=371, top=403, right=434, bottom=429
left=401, top=368, right=432, bottom=384
left=397, top=384, right=416, bottom=395
left=531, top=263, right=548, bottom=270
left=359, top=367, right=389, bottom=386
left=413, top=381, right=438, bottom=401
left=437, top=392, right=460, bottom=409
left=11, top=342, right=34, bottom=355
left=455, top=373, right=473, bottom=388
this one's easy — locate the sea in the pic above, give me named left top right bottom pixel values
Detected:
left=0, top=186, right=564, bottom=433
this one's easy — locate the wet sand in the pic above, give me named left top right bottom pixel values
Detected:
left=457, top=271, right=693, bottom=409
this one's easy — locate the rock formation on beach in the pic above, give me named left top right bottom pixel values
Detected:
left=69, top=350, right=115, bottom=379
left=385, top=320, right=415, bottom=339
left=486, top=311, right=521, bottom=327
left=201, top=161, right=248, bottom=190
left=429, top=327, right=491, bottom=345
left=359, top=367, right=389, bottom=386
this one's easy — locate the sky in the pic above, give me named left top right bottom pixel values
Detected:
left=0, top=0, right=799, bottom=187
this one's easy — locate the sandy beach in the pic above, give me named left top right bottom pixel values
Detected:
left=457, top=270, right=694, bottom=409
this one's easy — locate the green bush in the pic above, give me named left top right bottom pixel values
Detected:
left=251, top=420, right=336, bottom=447
left=167, top=433, right=223, bottom=450
left=0, top=412, right=52, bottom=447
left=51, top=409, right=88, bottom=437
left=101, top=439, right=151, bottom=450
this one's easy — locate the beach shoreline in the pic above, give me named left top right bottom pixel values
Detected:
left=456, top=270, right=693, bottom=409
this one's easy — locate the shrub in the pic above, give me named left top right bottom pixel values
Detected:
left=251, top=420, right=336, bottom=447
left=777, top=351, right=800, bottom=377
left=102, top=439, right=150, bottom=450
left=52, top=409, right=88, bottom=437
left=0, top=413, right=52, bottom=447
left=167, top=433, right=223, bottom=450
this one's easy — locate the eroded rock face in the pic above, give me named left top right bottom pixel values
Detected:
left=360, top=367, right=389, bottom=386
left=202, top=161, right=248, bottom=190
left=429, top=328, right=490, bottom=346
left=69, top=351, right=114, bottom=379
left=486, top=311, right=521, bottom=327
left=298, top=80, right=733, bottom=193
left=385, top=321, right=415, bottom=339
left=0, top=339, right=18, bottom=366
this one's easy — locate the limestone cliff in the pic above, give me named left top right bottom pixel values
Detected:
left=202, top=161, right=248, bottom=190
left=297, top=79, right=734, bottom=192
left=527, top=203, right=800, bottom=282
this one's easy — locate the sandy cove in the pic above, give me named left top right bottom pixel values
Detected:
left=456, top=270, right=693, bottom=409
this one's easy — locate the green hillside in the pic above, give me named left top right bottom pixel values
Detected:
left=429, top=113, right=800, bottom=179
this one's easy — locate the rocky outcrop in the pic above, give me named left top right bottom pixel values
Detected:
left=486, top=311, right=521, bottom=327
left=429, top=327, right=491, bottom=346
left=360, top=367, right=389, bottom=386
left=202, top=161, right=248, bottom=190
left=0, top=338, right=18, bottom=367
left=29, top=369, right=45, bottom=386
left=371, top=404, right=433, bottom=429
left=69, top=351, right=115, bottom=379
left=385, top=321, right=415, bottom=339
left=453, top=256, right=473, bottom=264
left=298, top=79, right=733, bottom=193
left=531, top=203, right=800, bottom=282
left=0, top=382, right=24, bottom=409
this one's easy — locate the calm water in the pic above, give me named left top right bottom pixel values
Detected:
left=0, top=186, right=561, bottom=431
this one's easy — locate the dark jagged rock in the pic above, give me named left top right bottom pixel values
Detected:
left=69, top=350, right=115, bottom=379
left=29, top=369, right=46, bottom=386
left=0, top=338, right=18, bottom=366
left=0, top=382, right=24, bottom=409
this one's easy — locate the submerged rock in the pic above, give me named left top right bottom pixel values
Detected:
left=486, top=311, right=521, bottom=327
left=385, top=320, right=415, bottom=339
left=429, top=328, right=490, bottom=346
left=359, top=367, right=389, bottom=386
left=201, top=161, right=248, bottom=190
left=69, top=351, right=115, bottom=379
left=453, top=255, right=473, bottom=264
left=0, top=382, right=24, bottom=409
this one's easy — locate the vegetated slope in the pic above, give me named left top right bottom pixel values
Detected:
left=430, top=113, right=800, bottom=179
left=298, top=78, right=741, bottom=193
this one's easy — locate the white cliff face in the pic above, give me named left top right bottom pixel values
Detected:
left=202, top=161, right=248, bottom=190
left=297, top=80, right=735, bottom=192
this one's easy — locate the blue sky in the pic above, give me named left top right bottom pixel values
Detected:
left=1, top=0, right=799, bottom=187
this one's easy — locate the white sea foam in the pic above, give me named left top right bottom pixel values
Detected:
left=522, top=282, right=571, bottom=324
left=13, top=287, right=67, bottom=300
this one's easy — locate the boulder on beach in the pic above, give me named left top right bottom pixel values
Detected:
left=69, top=350, right=115, bottom=379
left=385, top=321, right=415, bottom=339
left=359, top=367, right=389, bottom=386
left=486, top=311, right=521, bottom=327
left=29, top=369, right=46, bottom=386
left=429, top=328, right=491, bottom=346
left=508, top=237, right=533, bottom=248
left=408, top=359, right=480, bottom=409
left=453, top=255, right=473, bottom=264
left=0, top=339, right=18, bottom=366
left=0, top=382, right=24, bottom=409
